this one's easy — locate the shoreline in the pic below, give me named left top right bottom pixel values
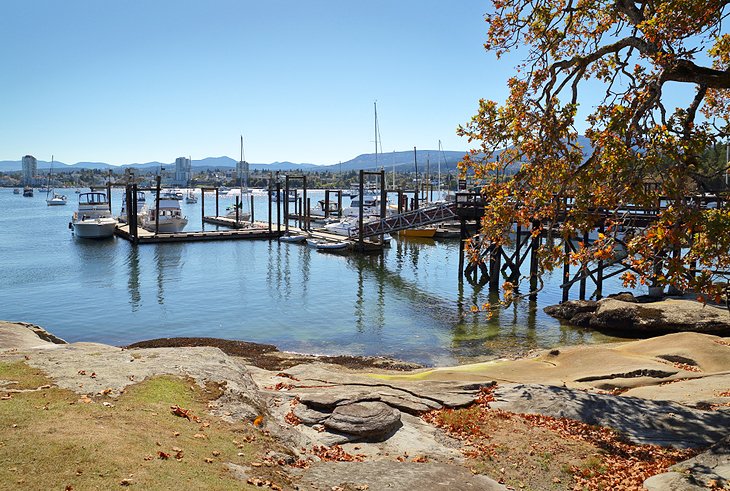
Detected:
left=2, top=319, right=729, bottom=490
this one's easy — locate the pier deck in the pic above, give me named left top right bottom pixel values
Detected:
left=114, top=223, right=276, bottom=244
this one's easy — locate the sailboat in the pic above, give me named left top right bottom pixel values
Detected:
left=226, top=135, right=251, bottom=221
left=46, top=156, right=67, bottom=206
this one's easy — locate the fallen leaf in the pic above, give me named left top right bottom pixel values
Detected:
left=204, top=458, right=214, bottom=464
left=120, top=478, right=132, bottom=486
left=157, top=451, right=170, bottom=460
left=212, top=450, right=221, bottom=457
left=253, top=415, right=264, bottom=427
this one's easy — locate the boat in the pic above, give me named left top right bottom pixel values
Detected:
left=22, top=186, right=33, bottom=197
left=46, top=193, right=68, bottom=206
left=323, top=217, right=360, bottom=237
left=279, top=233, right=308, bottom=243
left=118, top=191, right=147, bottom=223
left=343, top=194, right=387, bottom=218
left=70, top=192, right=118, bottom=239
left=269, top=189, right=297, bottom=202
left=45, top=157, right=67, bottom=206
left=185, top=189, right=198, bottom=204
left=305, top=238, right=349, bottom=250
left=398, top=228, right=437, bottom=238
left=13, top=188, right=20, bottom=194
left=141, top=192, right=188, bottom=233
left=165, top=189, right=184, bottom=200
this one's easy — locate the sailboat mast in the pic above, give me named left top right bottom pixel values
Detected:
left=374, top=101, right=379, bottom=168
left=437, top=140, right=442, bottom=199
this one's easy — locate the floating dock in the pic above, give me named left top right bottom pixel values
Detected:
left=114, top=223, right=277, bottom=244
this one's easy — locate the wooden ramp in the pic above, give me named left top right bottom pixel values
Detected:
left=361, top=202, right=458, bottom=238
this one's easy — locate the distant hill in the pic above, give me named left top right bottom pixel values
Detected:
left=0, top=137, right=593, bottom=174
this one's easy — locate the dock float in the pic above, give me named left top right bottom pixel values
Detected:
left=114, top=223, right=277, bottom=244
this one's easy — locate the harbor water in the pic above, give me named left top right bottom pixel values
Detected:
left=0, top=188, right=633, bottom=366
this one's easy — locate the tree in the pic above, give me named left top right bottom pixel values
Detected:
left=459, top=0, right=730, bottom=304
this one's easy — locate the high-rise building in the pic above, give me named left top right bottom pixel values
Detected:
left=21, top=155, right=37, bottom=186
left=173, top=157, right=192, bottom=186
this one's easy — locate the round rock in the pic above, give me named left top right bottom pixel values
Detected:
left=323, top=401, right=401, bottom=438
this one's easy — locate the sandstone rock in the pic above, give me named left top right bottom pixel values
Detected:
left=491, top=383, right=730, bottom=448
left=292, top=403, right=331, bottom=425
left=543, top=300, right=598, bottom=320
left=298, top=390, right=380, bottom=410
left=591, top=298, right=730, bottom=335
left=296, top=460, right=507, bottom=491
left=645, top=434, right=730, bottom=490
left=323, top=401, right=401, bottom=438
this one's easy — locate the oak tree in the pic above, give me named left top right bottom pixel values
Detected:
left=459, top=0, right=730, bottom=303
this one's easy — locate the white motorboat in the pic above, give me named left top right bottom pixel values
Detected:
left=343, top=194, right=387, bottom=218
left=70, top=192, right=118, bottom=239
left=141, top=192, right=188, bottom=233
left=13, top=188, right=20, bottom=194
left=323, top=217, right=360, bottom=237
left=46, top=193, right=68, bottom=206
left=270, top=189, right=297, bottom=202
left=118, top=191, right=147, bottom=223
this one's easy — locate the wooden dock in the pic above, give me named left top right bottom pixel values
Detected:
left=114, top=223, right=277, bottom=244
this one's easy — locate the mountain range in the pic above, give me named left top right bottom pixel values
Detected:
left=0, top=150, right=469, bottom=174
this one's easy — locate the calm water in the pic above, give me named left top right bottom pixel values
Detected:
left=0, top=187, right=633, bottom=365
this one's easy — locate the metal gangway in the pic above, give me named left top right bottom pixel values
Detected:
left=359, top=202, right=458, bottom=238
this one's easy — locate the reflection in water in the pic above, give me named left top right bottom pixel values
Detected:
left=126, top=246, right=141, bottom=311
left=153, top=243, right=183, bottom=305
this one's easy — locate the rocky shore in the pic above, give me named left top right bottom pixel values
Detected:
left=1, top=320, right=729, bottom=490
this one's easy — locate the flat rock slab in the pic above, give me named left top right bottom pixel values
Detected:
left=645, top=434, right=730, bottom=490
left=0, top=321, right=66, bottom=350
left=297, top=461, right=506, bottom=491
left=491, top=383, right=730, bottom=448
left=323, top=401, right=401, bottom=438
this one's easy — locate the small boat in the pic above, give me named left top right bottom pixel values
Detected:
left=23, top=186, right=33, bottom=197
left=141, top=192, right=188, bottom=233
left=323, top=217, right=360, bottom=237
left=185, top=189, right=198, bottom=204
left=46, top=193, right=68, bottom=206
left=13, top=188, right=20, bottom=194
left=306, top=238, right=349, bottom=250
left=70, top=192, right=118, bottom=239
left=270, top=189, right=297, bottom=202
left=225, top=202, right=251, bottom=221
left=279, top=233, right=307, bottom=243
left=45, top=158, right=67, bottom=205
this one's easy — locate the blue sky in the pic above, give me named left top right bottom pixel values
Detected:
left=1, top=1, right=515, bottom=166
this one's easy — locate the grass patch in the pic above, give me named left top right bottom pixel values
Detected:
left=0, top=364, right=293, bottom=490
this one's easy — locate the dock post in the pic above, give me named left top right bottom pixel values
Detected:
left=276, top=180, right=281, bottom=234
left=596, top=220, right=605, bottom=299
left=155, top=175, right=161, bottom=235
left=235, top=195, right=240, bottom=223
left=201, top=188, right=205, bottom=228
left=358, top=170, right=364, bottom=250
left=324, top=190, right=330, bottom=219
left=562, top=235, right=571, bottom=302
left=489, top=245, right=502, bottom=290
left=306, top=198, right=311, bottom=231
left=397, top=190, right=403, bottom=213
left=267, top=182, right=272, bottom=233
left=125, top=185, right=133, bottom=226
left=511, top=224, right=522, bottom=282
left=284, top=176, right=290, bottom=234
left=215, top=188, right=219, bottom=218
left=458, top=217, right=466, bottom=283
left=303, top=176, right=308, bottom=231
left=130, top=183, right=139, bottom=244
left=337, top=191, right=342, bottom=218
left=107, top=182, right=112, bottom=213
left=251, top=194, right=255, bottom=224
left=579, top=229, right=589, bottom=300
left=529, top=220, right=540, bottom=300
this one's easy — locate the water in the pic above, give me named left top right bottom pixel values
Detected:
left=0, top=188, right=634, bottom=366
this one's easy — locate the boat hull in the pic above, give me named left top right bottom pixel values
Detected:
left=73, top=218, right=117, bottom=239
left=398, top=228, right=437, bottom=238
left=142, top=217, right=188, bottom=234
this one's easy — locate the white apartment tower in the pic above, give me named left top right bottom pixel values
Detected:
left=174, top=157, right=192, bottom=186
left=21, top=155, right=37, bottom=186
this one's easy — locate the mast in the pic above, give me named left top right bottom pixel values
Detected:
left=437, top=140, right=442, bottom=199
left=374, top=101, right=378, bottom=168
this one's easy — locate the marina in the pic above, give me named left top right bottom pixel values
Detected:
left=0, top=186, right=635, bottom=366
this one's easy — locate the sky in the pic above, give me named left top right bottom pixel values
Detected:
left=1, top=0, right=518, bottom=166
